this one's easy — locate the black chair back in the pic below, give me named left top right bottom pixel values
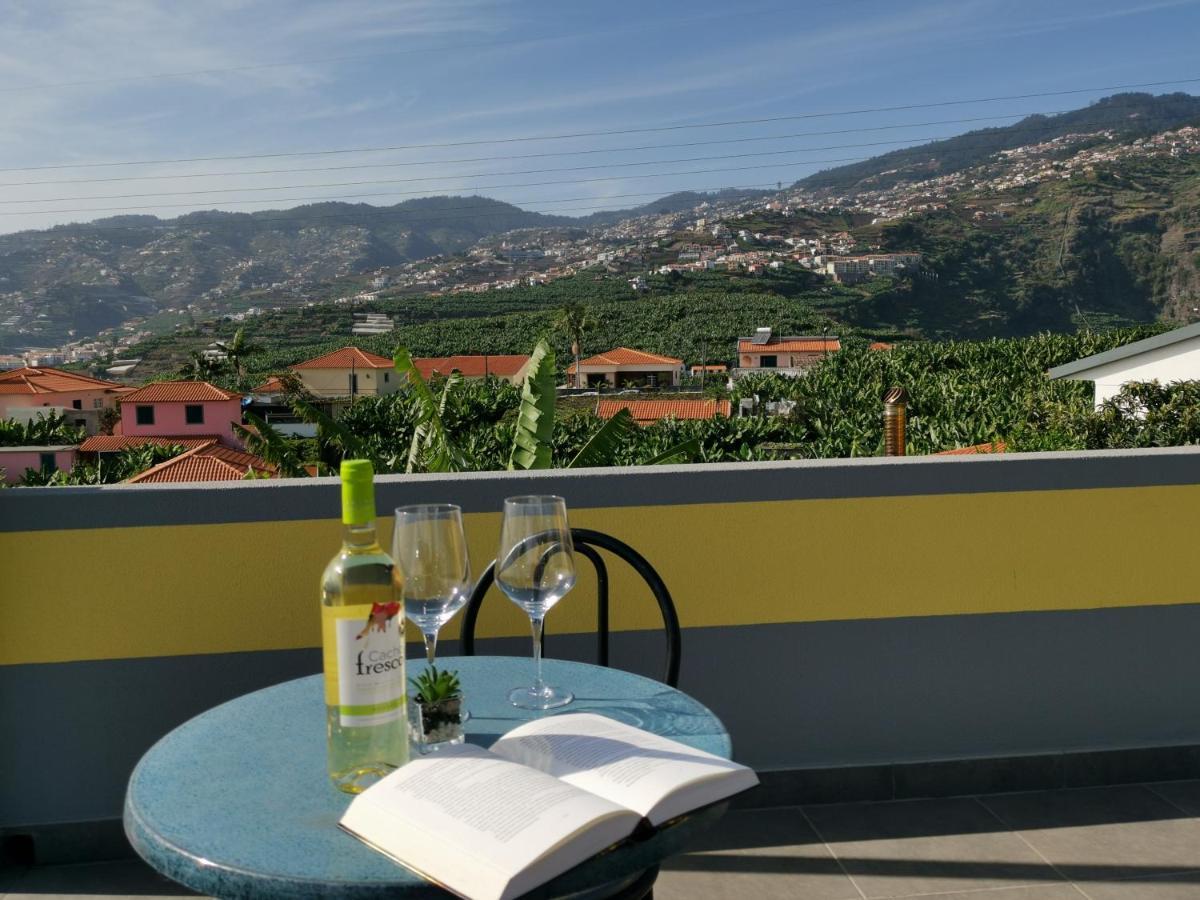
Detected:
left=460, top=527, right=681, bottom=686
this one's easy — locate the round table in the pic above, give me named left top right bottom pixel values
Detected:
left=125, top=656, right=734, bottom=899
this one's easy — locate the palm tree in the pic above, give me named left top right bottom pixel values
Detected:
left=215, top=327, right=262, bottom=382
left=181, top=350, right=224, bottom=381
left=553, top=303, right=594, bottom=389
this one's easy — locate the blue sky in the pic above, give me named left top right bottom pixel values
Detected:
left=0, top=0, right=1198, bottom=233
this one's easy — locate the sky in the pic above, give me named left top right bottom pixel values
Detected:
left=0, top=0, right=1198, bottom=234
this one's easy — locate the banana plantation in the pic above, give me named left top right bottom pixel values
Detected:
left=238, top=325, right=1196, bottom=476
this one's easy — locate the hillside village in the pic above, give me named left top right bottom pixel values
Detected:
left=5, top=117, right=1200, bottom=374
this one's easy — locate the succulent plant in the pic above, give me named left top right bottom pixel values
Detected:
left=411, top=666, right=462, bottom=706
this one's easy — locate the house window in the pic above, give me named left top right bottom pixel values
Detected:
left=72, top=399, right=82, bottom=410
left=39, top=452, right=57, bottom=473
left=647, top=374, right=658, bottom=387
left=136, top=405, right=155, bottom=426
left=74, top=419, right=86, bottom=429
left=185, top=404, right=205, bottom=425
left=384, top=372, right=390, bottom=383
left=349, top=373, right=359, bottom=395
left=760, top=355, right=778, bottom=368
left=93, top=398, right=104, bottom=408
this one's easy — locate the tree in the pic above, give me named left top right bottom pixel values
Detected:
left=181, top=350, right=225, bottom=381
left=553, top=303, right=595, bottom=388
left=215, top=327, right=262, bottom=383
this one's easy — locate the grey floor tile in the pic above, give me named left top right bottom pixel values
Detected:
left=6, top=859, right=200, bottom=898
left=1079, top=869, right=1200, bottom=899
left=980, top=785, right=1200, bottom=882
left=1146, top=780, right=1200, bottom=817
left=888, top=886, right=1084, bottom=900
left=657, top=807, right=861, bottom=900
left=804, top=797, right=1060, bottom=898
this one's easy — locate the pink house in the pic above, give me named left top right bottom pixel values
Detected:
left=117, top=381, right=244, bottom=448
left=0, top=445, right=78, bottom=484
left=0, top=367, right=130, bottom=433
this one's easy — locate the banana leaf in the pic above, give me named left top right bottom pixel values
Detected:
left=508, top=338, right=556, bottom=470
left=645, top=437, right=701, bottom=465
left=566, top=408, right=636, bottom=468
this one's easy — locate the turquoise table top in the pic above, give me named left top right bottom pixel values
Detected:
left=124, top=656, right=734, bottom=899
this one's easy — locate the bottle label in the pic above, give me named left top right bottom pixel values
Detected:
left=322, top=602, right=406, bottom=727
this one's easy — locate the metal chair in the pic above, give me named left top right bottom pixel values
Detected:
left=460, top=527, right=682, bottom=686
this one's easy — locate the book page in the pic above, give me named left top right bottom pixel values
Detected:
left=340, top=743, right=640, bottom=900
left=489, top=712, right=758, bottom=826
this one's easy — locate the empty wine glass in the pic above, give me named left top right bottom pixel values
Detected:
left=392, top=504, right=472, bottom=666
left=496, top=495, right=576, bottom=710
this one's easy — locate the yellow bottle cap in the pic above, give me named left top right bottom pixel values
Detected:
left=340, top=459, right=376, bottom=525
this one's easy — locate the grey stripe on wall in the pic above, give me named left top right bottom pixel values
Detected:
left=4, top=446, right=1200, bottom=532
left=7, top=602, right=1200, bottom=827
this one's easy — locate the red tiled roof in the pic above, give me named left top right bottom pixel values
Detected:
left=869, top=342, right=894, bottom=351
left=118, top=381, right=241, bottom=403
left=411, top=355, right=531, bottom=379
left=79, top=435, right=217, bottom=453
left=291, top=347, right=393, bottom=369
left=596, top=398, right=731, bottom=424
left=0, top=366, right=127, bottom=395
left=567, top=348, right=683, bottom=373
left=737, top=338, right=842, bottom=353
left=935, top=441, right=1008, bottom=456
left=126, top=443, right=277, bottom=483
left=252, top=376, right=285, bottom=393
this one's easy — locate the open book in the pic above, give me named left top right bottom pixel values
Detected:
left=339, top=712, right=758, bottom=900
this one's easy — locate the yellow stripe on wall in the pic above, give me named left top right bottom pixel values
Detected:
left=3, top=484, right=1200, bottom=666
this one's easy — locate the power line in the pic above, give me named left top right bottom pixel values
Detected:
left=0, top=157, right=878, bottom=216
left=4, top=75, right=1198, bottom=174
left=0, top=111, right=1065, bottom=187
left=0, top=138, right=957, bottom=205
left=5, top=103, right=1191, bottom=209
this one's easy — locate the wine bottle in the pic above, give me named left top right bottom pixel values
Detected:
left=321, top=459, right=409, bottom=793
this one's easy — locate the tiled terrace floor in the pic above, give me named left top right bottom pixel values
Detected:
left=6, top=781, right=1200, bottom=899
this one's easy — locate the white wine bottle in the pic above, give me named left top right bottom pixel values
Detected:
left=321, top=459, right=409, bottom=793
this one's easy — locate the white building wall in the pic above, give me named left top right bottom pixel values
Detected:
left=1070, top=337, right=1200, bottom=407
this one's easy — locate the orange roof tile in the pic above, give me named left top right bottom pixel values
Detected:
left=252, top=376, right=285, bottom=393
left=737, top=338, right=841, bottom=353
left=934, top=441, right=1008, bottom=456
left=869, top=342, right=894, bottom=351
left=567, top=348, right=683, bottom=373
left=79, top=435, right=217, bottom=453
left=411, top=355, right=531, bottom=380
left=0, top=366, right=127, bottom=396
left=291, top=347, right=393, bottom=370
left=119, top=381, right=242, bottom=403
left=126, top=443, right=277, bottom=483
left=596, top=398, right=731, bottom=424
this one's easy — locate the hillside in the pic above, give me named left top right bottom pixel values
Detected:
left=859, top=153, right=1200, bottom=336
left=799, top=92, right=1200, bottom=194
left=0, top=196, right=578, bottom=350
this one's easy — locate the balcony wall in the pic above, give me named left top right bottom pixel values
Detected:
left=4, top=448, right=1200, bottom=836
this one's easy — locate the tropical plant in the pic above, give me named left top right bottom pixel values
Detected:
left=394, top=349, right=464, bottom=474
left=234, top=413, right=311, bottom=478
left=509, top=339, right=556, bottom=470
left=180, top=350, right=226, bottom=381
left=0, top=412, right=85, bottom=447
left=214, top=327, right=262, bottom=382
left=554, top=302, right=595, bottom=388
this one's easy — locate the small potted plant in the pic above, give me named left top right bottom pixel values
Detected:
left=410, top=666, right=465, bottom=749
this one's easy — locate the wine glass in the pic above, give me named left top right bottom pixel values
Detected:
left=495, top=495, right=576, bottom=710
left=392, top=504, right=472, bottom=666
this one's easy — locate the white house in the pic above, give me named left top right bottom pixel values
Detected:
left=1047, top=322, right=1200, bottom=407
